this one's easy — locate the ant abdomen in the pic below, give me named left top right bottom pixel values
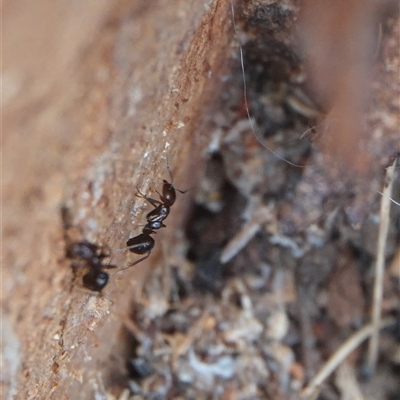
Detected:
left=83, top=270, right=109, bottom=292
left=126, top=234, right=155, bottom=255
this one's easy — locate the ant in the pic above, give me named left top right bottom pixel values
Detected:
left=62, top=205, right=116, bottom=292
left=124, top=165, right=186, bottom=269
left=66, top=240, right=117, bottom=292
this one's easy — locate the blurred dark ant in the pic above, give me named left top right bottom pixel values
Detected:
left=61, top=205, right=116, bottom=292
left=122, top=163, right=186, bottom=270
left=67, top=240, right=117, bottom=292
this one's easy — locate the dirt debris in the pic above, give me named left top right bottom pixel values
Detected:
left=111, top=2, right=400, bottom=399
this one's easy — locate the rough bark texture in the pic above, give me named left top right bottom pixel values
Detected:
left=2, top=1, right=233, bottom=398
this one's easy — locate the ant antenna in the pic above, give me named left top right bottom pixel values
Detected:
left=165, top=153, right=174, bottom=183
left=164, top=154, right=188, bottom=193
left=112, top=252, right=152, bottom=275
left=229, top=0, right=306, bottom=168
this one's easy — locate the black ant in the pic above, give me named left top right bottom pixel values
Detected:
left=62, top=205, right=116, bottom=292
left=124, top=166, right=186, bottom=269
left=66, top=240, right=117, bottom=292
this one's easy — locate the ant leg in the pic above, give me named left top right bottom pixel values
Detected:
left=112, top=252, right=151, bottom=275
left=104, top=264, right=117, bottom=270
left=127, top=251, right=151, bottom=267
left=98, top=251, right=110, bottom=260
left=167, top=183, right=189, bottom=195
left=136, top=187, right=162, bottom=208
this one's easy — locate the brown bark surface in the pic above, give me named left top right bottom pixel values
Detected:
left=2, top=1, right=232, bottom=398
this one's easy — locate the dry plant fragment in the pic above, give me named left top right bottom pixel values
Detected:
left=334, top=362, right=364, bottom=400
left=366, top=157, right=398, bottom=373
left=220, top=203, right=273, bottom=264
left=300, top=317, right=396, bottom=400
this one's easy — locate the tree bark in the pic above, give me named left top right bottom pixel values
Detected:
left=2, top=1, right=233, bottom=398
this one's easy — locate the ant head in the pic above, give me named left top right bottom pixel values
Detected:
left=162, top=180, right=176, bottom=206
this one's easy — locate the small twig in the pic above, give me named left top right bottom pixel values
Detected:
left=122, top=317, right=149, bottom=345
left=220, top=204, right=273, bottom=264
left=335, top=362, right=364, bottom=400
left=366, top=157, right=397, bottom=373
left=173, top=310, right=210, bottom=359
left=300, top=317, right=396, bottom=400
